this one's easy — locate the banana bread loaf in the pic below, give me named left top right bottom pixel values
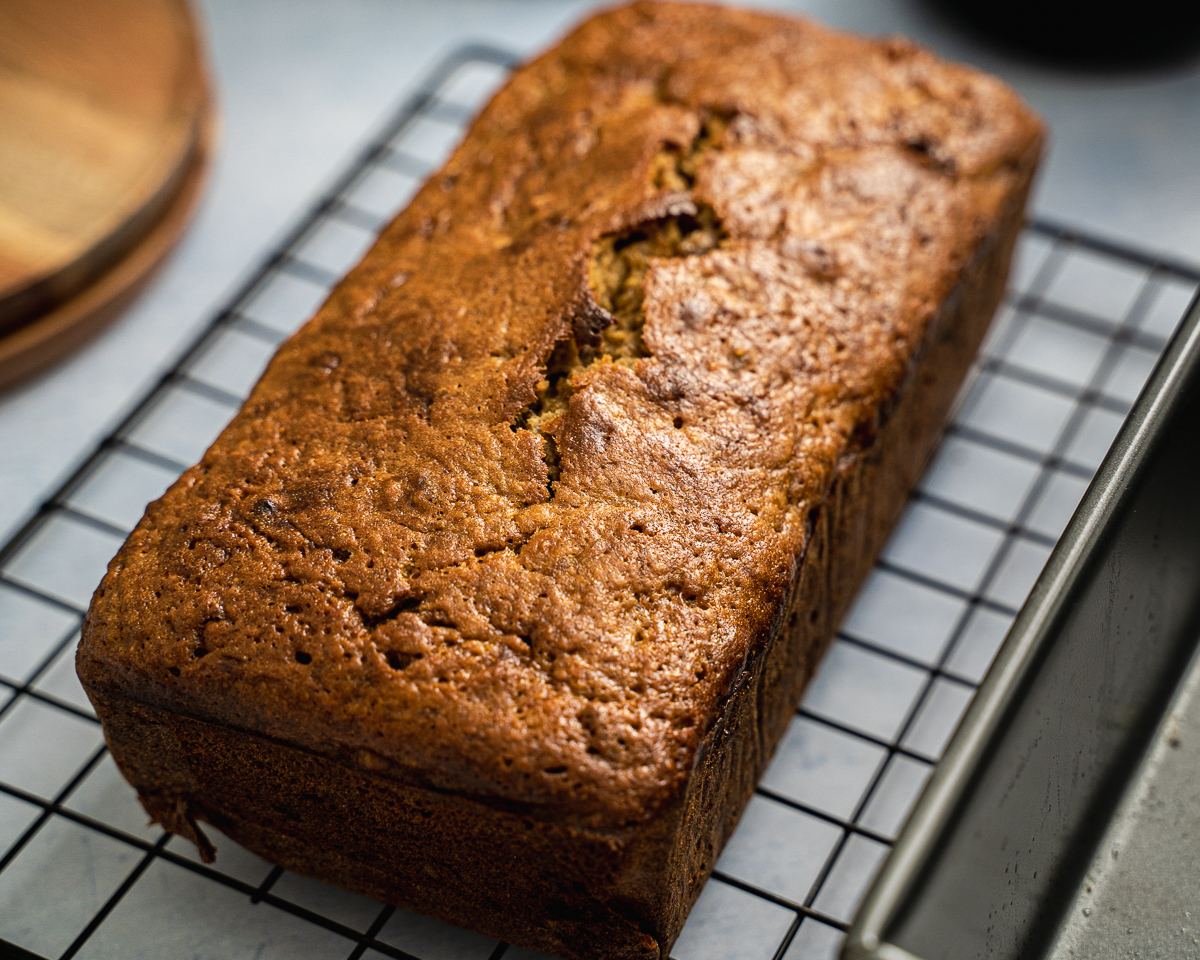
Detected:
left=78, top=4, right=1042, bottom=957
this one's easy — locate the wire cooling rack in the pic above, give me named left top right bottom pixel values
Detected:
left=2, top=44, right=1199, bottom=960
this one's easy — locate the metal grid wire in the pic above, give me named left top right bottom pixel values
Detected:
left=1, top=45, right=1198, bottom=960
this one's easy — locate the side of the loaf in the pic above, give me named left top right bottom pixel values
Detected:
left=78, top=3, right=1042, bottom=958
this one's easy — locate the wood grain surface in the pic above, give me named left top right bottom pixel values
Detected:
left=0, top=0, right=212, bottom=387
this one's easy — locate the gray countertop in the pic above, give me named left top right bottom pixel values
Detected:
left=3, top=0, right=1199, bottom=542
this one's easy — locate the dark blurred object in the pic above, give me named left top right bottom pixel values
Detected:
left=926, top=0, right=1200, bottom=68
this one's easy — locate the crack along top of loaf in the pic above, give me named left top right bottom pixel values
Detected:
left=79, top=1, right=1042, bottom=832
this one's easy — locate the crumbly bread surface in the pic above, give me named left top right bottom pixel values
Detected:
left=79, top=4, right=1041, bottom=955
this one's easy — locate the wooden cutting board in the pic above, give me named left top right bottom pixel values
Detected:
left=0, top=0, right=212, bottom=388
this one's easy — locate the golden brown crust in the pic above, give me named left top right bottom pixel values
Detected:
left=78, top=4, right=1041, bottom=949
left=84, top=165, right=1033, bottom=957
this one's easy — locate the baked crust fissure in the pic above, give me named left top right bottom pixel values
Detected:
left=520, top=132, right=728, bottom=500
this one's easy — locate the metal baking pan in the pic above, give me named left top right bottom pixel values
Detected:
left=844, top=286, right=1200, bottom=960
